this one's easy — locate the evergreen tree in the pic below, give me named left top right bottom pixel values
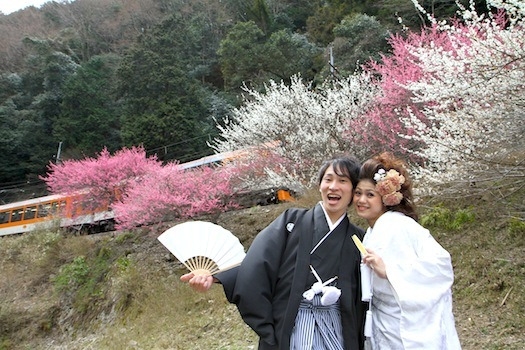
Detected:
left=218, top=22, right=322, bottom=91
left=0, top=38, right=78, bottom=183
left=54, top=54, right=122, bottom=158
left=217, top=21, right=268, bottom=91
left=117, top=12, right=221, bottom=162
left=327, top=13, right=390, bottom=76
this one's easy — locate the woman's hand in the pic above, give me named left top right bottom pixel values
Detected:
left=363, top=248, right=387, bottom=279
left=180, top=272, right=217, bottom=292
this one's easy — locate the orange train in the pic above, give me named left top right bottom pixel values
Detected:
left=0, top=149, right=292, bottom=237
left=0, top=193, right=115, bottom=236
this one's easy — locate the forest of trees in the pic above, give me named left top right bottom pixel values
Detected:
left=0, top=0, right=491, bottom=202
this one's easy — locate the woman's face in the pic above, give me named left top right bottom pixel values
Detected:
left=319, top=165, right=354, bottom=223
left=353, top=179, right=386, bottom=227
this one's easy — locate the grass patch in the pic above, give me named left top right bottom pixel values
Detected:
left=507, top=217, right=525, bottom=244
left=420, top=205, right=476, bottom=231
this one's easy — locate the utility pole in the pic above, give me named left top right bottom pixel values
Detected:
left=56, top=141, right=63, bottom=164
left=329, top=46, right=335, bottom=79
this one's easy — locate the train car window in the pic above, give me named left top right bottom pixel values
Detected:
left=0, top=211, right=10, bottom=224
left=58, top=200, right=67, bottom=215
left=23, top=206, right=37, bottom=220
left=38, top=203, right=51, bottom=217
left=50, top=202, right=60, bottom=215
left=11, top=209, right=23, bottom=222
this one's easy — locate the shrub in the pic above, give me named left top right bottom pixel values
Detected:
left=420, top=205, right=475, bottom=231
left=53, top=256, right=90, bottom=293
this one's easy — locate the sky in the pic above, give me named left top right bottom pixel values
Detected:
left=0, top=0, right=53, bottom=15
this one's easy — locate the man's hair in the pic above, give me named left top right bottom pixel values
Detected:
left=317, top=155, right=361, bottom=189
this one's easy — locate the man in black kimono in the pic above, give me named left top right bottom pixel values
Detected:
left=181, top=156, right=365, bottom=349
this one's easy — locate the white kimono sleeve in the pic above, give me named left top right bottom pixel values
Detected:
left=374, top=212, right=461, bottom=350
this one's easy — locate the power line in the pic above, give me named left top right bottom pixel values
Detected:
left=145, top=133, right=214, bottom=154
left=145, top=133, right=216, bottom=162
left=0, top=179, right=46, bottom=192
left=2, top=134, right=218, bottom=195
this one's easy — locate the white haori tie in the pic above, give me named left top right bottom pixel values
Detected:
left=302, top=265, right=341, bottom=306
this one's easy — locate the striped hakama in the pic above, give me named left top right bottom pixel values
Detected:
left=290, top=295, right=344, bottom=350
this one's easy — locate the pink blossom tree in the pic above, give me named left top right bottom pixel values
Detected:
left=356, top=21, right=459, bottom=159
left=113, top=163, right=237, bottom=230
left=347, top=0, right=523, bottom=203
left=41, top=146, right=162, bottom=211
left=41, top=146, right=238, bottom=230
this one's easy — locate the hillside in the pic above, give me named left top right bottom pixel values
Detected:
left=0, top=189, right=523, bottom=349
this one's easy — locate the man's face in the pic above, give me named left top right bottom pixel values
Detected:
left=319, top=165, right=353, bottom=223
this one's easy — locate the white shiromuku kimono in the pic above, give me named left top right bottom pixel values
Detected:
left=362, top=211, right=461, bottom=350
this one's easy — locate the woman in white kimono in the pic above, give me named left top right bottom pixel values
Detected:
left=353, top=152, right=461, bottom=350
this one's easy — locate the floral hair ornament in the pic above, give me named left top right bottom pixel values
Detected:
left=374, top=168, right=405, bottom=206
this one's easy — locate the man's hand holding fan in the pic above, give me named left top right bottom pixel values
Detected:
left=158, top=221, right=246, bottom=292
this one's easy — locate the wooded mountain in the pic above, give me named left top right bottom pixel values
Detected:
left=0, top=0, right=485, bottom=199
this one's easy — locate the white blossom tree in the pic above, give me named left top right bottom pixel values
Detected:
left=212, top=74, right=379, bottom=191
left=400, top=0, right=524, bottom=203
left=211, top=0, right=523, bottom=208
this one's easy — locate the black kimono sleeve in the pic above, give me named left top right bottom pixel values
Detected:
left=214, top=266, right=238, bottom=300
left=217, top=209, right=301, bottom=346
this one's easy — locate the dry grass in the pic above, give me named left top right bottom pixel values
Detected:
left=0, top=185, right=523, bottom=350
left=96, top=274, right=257, bottom=350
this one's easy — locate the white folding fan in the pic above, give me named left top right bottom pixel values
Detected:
left=158, top=221, right=246, bottom=276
